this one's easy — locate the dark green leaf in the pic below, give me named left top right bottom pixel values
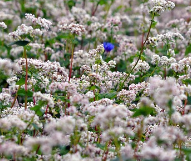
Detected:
left=59, top=145, right=70, bottom=155
left=17, top=89, right=33, bottom=97
left=9, top=40, right=30, bottom=46
left=16, top=78, right=25, bottom=85
left=185, top=44, right=191, bottom=56
left=182, top=79, right=191, bottom=85
left=30, top=101, right=45, bottom=116
left=89, top=85, right=101, bottom=91
left=132, top=106, right=156, bottom=117
left=31, top=123, right=39, bottom=130
left=97, top=91, right=117, bottom=99
left=151, top=20, right=157, bottom=28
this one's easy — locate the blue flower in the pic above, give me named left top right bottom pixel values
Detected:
left=103, top=42, right=114, bottom=52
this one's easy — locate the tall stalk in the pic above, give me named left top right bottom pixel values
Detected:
left=69, top=41, right=75, bottom=82
left=119, top=14, right=155, bottom=91
left=24, top=47, right=28, bottom=110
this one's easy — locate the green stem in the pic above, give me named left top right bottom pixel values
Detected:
left=118, top=14, right=155, bottom=91
left=113, top=137, right=121, bottom=158
left=104, top=1, right=113, bottom=24
left=24, top=47, right=28, bottom=110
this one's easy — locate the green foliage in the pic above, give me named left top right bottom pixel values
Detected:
left=16, top=78, right=25, bottom=85
left=9, top=40, right=30, bottom=47
left=96, top=91, right=117, bottom=100
left=17, top=89, right=33, bottom=97
left=30, top=100, right=45, bottom=116
left=59, top=145, right=70, bottom=155
left=132, top=106, right=156, bottom=117
left=185, top=44, right=191, bottom=56
left=151, top=20, right=157, bottom=28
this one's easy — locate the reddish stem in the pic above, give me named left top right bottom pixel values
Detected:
left=45, top=104, right=49, bottom=116
left=69, top=43, right=74, bottom=82
left=11, top=86, right=21, bottom=108
left=91, top=1, right=100, bottom=16
left=32, top=87, right=36, bottom=105
left=182, top=95, right=188, bottom=115
left=102, top=140, right=111, bottom=161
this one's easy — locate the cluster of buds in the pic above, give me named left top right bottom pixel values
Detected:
left=149, top=0, right=175, bottom=16
left=146, top=32, right=184, bottom=47
left=59, top=23, right=86, bottom=36
left=25, top=13, right=52, bottom=30
left=145, top=37, right=159, bottom=46
left=0, top=22, right=7, bottom=29
left=9, top=24, right=33, bottom=39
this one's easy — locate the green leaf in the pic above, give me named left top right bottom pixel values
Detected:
left=182, top=147, right=191, bottom=155
left=99, top=0, right=108, bottom=5
left=59, top=145, right=70, bottom=155
left=151, top=20, right=157, bottom=28
left=96, top=143, right=105, bottom=150
left=95, top=58, right=102, bottom=64
left=132, top=106, right=156, bottom=117
left=182, top=79, right=191, bottom=85
left=187, top=96, right=191, bottom=105
left=17, top=89, right=33, bottom=97
left=185, top=44, right=191, bottom=56
left=30, top=101, right=45, bottom=116
left=9, top=40, right=30, bottom=46
left=89, top=85, right=101, bottom=91
left=16, top=78, right=25, bottom=85
left=96, top=91, right=117, bottom=99
left=31, top=123, right=39, bottom=130
left=67, top=0, right=76, bottom=9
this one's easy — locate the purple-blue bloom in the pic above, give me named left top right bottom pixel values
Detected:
left=103, top=42, right=114, bottom=52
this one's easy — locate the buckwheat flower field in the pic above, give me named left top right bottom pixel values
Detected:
left=1, top=0, right=191, bottom=160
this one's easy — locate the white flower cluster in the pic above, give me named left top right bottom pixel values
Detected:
left=0, top=21, right=7, bottom=29
left=140, top=136, right=176, bottom=161
left=0, top=93, right=11, bottom=105
left=149, top=76, right=186, bottom=108
left=131, top=60, right=150, bottom=73
left=159, top=56, right=176, bottom=66
left=105, top=16, right=122, bottom=30
left=1, top=106, right=42, bottom=129
left=172, top=112, right=191, bottom=130
left=92, top=104, right=128, bottom=129
left=24, top=136, right=57, bottom=155
left=49, top=82, right=77, bottom=94
left=25, top=13, right=52, bottom=30
left=10, top=46, right=23, bottom=57
left=149, top=0, right=175, bottom=15
left=0, top=58, right=20, bottom=75
left=44, top=116, right=75, bottom=134
left=0, top=141, right=28, bottom=156
left=146, top=32, right=184, bottom=46
left=157, top=32, right=184, bottom=41
left=153, top=126, right=185, bottom=145
left=17, top=58, right=68, bottom=79
left=33, top=92, right=54, bottom=108
left=71, top=7, right=87, bottom=22
left=9, top=24, right=33, bottom=39
left=117, top=89, right=137, bottom=104
left=73, top=50, right=94, bottom=67
left=0, top=115, right=27, bottom=131
left=59, top=23, right=86, bottom=36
